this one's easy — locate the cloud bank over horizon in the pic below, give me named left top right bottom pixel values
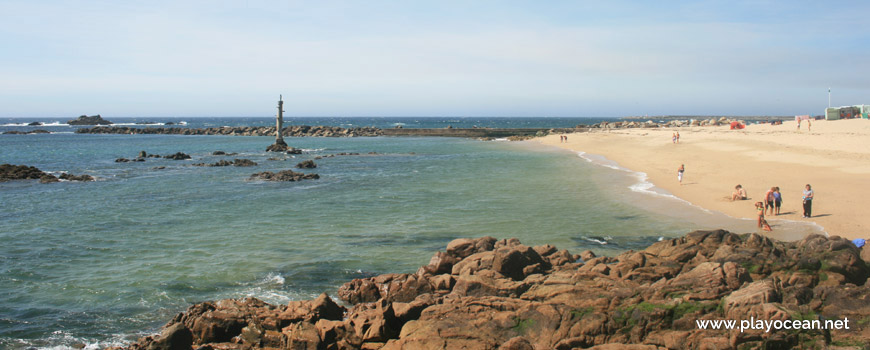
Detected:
left=1, top=1, right=867, bottom=118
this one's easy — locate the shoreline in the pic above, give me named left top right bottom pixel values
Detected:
left=536, top=118, right=870, bottom=240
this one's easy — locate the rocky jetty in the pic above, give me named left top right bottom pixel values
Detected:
left=579, top=117, right=748, bottom=130
left=1, top=164, right=94, bottom=183
left=249, top=170, right=319, bottom=182
left=114, top=230, right=870, bottom=350
left=68, top=114, right=113, bottom=125
left=77, top=125, right=382, bottom=137
left=3, top=129, right=51, bottom=135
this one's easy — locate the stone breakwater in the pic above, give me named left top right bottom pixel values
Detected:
left=579, top=117, right=749, bottom=130
left=113, top=230, right=870, bottom=350
left=76, top=125, right=383, bottom=137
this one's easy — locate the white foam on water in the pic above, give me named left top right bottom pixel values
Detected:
left=575, top=151, right=711, bottom=213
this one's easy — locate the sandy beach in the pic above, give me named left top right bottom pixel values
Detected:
left=539, top=118, right=870, bottom=240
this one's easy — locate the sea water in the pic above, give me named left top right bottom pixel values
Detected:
left=0, top=118, right=821, bottom=349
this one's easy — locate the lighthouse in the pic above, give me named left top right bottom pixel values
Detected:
left=275, top=95, right=287, bottom=146
left=266, top=95, right=291, bottom=152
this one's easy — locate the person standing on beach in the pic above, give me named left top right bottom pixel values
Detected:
left=773, top=187, right=782, bottom=215
left=764, top=187, right=776, bottom=216
left=802, top=184, right=814, bottom=218
left=677, top=164, right=684, bottom=185
left=676, top=132, right=680, bottom=143
left=672, top=133, right=677, bottom=144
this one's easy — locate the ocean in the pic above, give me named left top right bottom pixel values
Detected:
left=0, top=117, right=821, bottom=349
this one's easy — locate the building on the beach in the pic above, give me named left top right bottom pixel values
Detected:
left=825, top=105, right=869, bottom=120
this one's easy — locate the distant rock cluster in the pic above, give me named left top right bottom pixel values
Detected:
left=193, top=159, right=258, bottom=167
left=115, top=151, right=190, bottom=163
left=67, top=114, right=113, bottom=125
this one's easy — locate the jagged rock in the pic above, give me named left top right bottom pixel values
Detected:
left=138, top=151, right=148, bottom=158
left=265, top=142, right=289, bottom=152
left=249, top=170, right=319, bottom=182
left=114, top=231, right=870, bottom=350
left=1, top=164, right=48, bottom=181
left=39, top=174, right=59, bottom=183
left=163, top=152, right=191, bottom=160
left=296, top=160, right=316, bottom=169
left=28, top=121, right=42, bottom=126
left=67, top=114, right=112, bottom=125
left=59, top=173, right=95, bottom=182
left=232, top=159, right=257, bottom=167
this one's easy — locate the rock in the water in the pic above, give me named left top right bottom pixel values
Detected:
left=266, top=142, right=289, bottom=152
left=249, top=170, right=319, bottom=181
left=232, top=159, right=257, bottom=167
left=163, top=152, right=191, bottom=160
left=28, top=121, right=43, bottom=126
left=59, top=173, right=95, bottom=182
left=1, top=164, right=47, bottom=181
left=296, top=160, right=317, bottom=169
left=67, top=114, right=112, bottom=125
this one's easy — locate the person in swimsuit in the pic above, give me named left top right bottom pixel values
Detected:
left=731, top=184, right=747, bottom=201
left=756, top=201, right=772, bottom=231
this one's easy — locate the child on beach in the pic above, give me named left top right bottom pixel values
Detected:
left=756, top=201, right=772, bottom=231
left=731, top=184, right=747, bottom=201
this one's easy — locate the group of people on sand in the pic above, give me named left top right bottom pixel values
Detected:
left=671, top=132, right=680, bottom=144
left=731, top=184, right=815, bottom=231
left=560, top=135, right=568, bottom=143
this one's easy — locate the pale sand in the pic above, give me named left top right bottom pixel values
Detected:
left=537, top=118, right=870, bottom=240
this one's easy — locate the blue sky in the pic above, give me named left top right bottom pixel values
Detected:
left=1, top=0, right=867, bottom=118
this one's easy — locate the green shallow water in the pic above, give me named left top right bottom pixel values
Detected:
left=0, top=133, right=793, bottom=349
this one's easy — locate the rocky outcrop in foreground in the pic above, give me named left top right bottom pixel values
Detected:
left=1, top=164, right=94, bottom=183
left=114, top=230, right=870, bottom=350
left=77, top=125, right=382, bottom=137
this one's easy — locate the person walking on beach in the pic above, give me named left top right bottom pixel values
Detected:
left=677, top=164, right=684, bottom=185
left=773, top=187, right=782, bottom=215
left=672, top=133, right=677, bottom=144
left=756, top=201, right=772, bottom=231
left=802, top=184, right=814, bottom=218
left=676, top=132, right=680, bottom=143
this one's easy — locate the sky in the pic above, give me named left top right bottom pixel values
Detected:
left=1, top=0, right=867, bottom=118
